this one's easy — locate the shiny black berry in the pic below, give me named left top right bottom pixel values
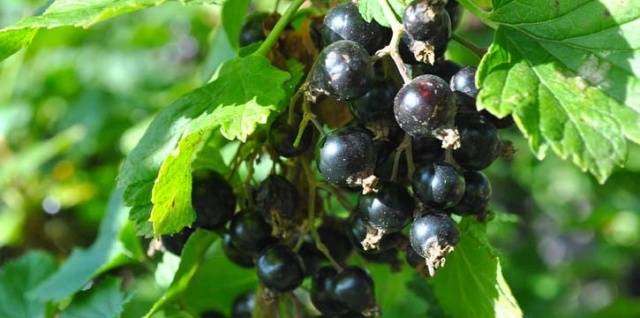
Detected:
left=222, top=234, right=254, bottom=268
left=299, top=237, right=324, bottom=276
left=309, top=40, right=374, bottom=101
left=311, top=266, right=349, bottom=316
left=256, top=244, right=305, bottom=292
left=318, top=223, right=353, bottom=265
left=317, top=127, right=376, bottom=186
left=410, top=213, right=459, bottom=260
left=255, top=175, right=299, bottom=225
left=268, top=112, right=313, bottom=157
left=228, top=211, right=273, bottom=254
left=161, top=227, right=194, bottom=255
left=332, top=267, right=376, bottom=312
left=452, top=171, right=492, bottom=216
left=412, top=135, right=444, bottom=164
left=239, top=13, right=268, bottom=47
left=349, top=80, right=397, bottom=123
left=232, top=292, right=255, bottom=318
left=403, top=0, right=452, bottom=42
left=348, top=216, right=403, bottom=253
left=446, top=0, right=462, bottom=29
left=358, top=182, right=414, bottom=233
left=412, top=161, right=465, bottom=209
left=453, top=117, right=500, bottom=170
left=394, top=75, right=455, bottom=137
left=192, top=170, right=236, bottom=230
left=450, top=66, right=478, bottom=109
left=322, top=3, right=390, bottom=54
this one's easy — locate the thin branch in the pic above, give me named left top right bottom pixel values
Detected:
left=452, top=34, right=487, bottom=58
left=376, top=0, right=411, bottom=83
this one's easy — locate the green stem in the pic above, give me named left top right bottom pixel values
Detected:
left=452, top=34, right=487, bottom=58
left=254, top=0, right=307, bottom=56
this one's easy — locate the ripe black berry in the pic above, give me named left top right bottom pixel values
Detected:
left=394, top=75, right=455, bottom=138
left=405, top=245, right=425, bottom=269
left=255, top=175, right=299, bottom=225
left=358, top=182, right=414, bottom=233
left=239, top=13, right=268, bottom=47
left=446, top=0, right=462, bottom=29
left=403, top=1, right=452, bottom=42
left=412, top=135, right=444, bottom=164
left=318, top=223, right=353, bottom=265
left=322, top=3, right=390, bottom=54
left=232, top=292, right=255, bottom=318
left=222, top=234, right=254, bottom=268
left=349, top=216, right=404, bottom=253
left=452, top=171, right=492, bottom=216
left=256, top=244, right=305, bottom=292
left=311, top=266, right=349, bottom=316
left=453, top=117, right=500, bottom=170
left=349, top=80, right=397, bottom=123
left=317, top=127, right=376, bottom=187
left=410, top=213, right=459, bottom=275
left=192, top=170, right=236, bottom=230
left=268, top=112, right=313, bottom=157
left=161, top=227, right=194, bottom=255
left=332, top=267, right=376, bottom=312
left=228, top=211, right=273, bottom=254
left=451, top=67, right=478, bottom=98
left=412, top=161, right=465, bottom=209
left=309, top=40, right=373, bottom=101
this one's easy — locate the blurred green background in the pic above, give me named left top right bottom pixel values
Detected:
left=1, top=1, right=639, bottom=317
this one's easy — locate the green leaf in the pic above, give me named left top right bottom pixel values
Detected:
left=0, top=0, right=224, bottom=63
left=358, top=0, right=407, bottom=27
left=182, top=240, right=257, bottom=314
left=221, top=0, right=251, bottom=50
left=144, top=230, right=216, bottom=317
left=60, top=277, right=131, bottom=318
left=476, top=0, right=640, bottom=183
left=0, top=251, right=57, bottom=318
left=431, top=219, right=522, bottom=318
left=30, top=189, right=140, bottom=302
left=119, top=55, right=290, bottom=236
left=368, top=264, right=430, bottom=317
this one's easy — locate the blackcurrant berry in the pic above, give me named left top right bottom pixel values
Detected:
left=358, top=182, right=414, bottom=233
left=453, top=117, right=500, bottom=170
left=299, top=237, right=324, bottom=276
left=161, top=227, right=194, bottom=255
left=359, top=247, right=400, bottom=266
left=450, top=66, right=478, bottom=103
left=331, top=267, right=376, bottom=312
left=452, top=171, right=492, bottom=216
left=322, top=3, right=390, bottom=54
left=201, top=310, right=224, bottom=318
left=412, top=161, right=465, bottom=209
left=412, top=135, right=444, bottom=164
left=403, top=1, right=452, bottom=42
left=268, top=112, right=313, bottom=157
left=318, top=223, right=353, bottom=265
left=405, top=245, right=425, bottom=269
left=228, top=211, right=273, bottom=254
left=256, top=244, right=305, bottom=292
left=317, top=127, right=376, bottom=187
left=239, top=13, right=268, bottom=47
left=232, top=292, right=255, bottom=318
left=410, top=213, right=459, bottom=274
left=394, top=75, right=455, bottom=138
left=222, top=234, right=254, bottom=268
left=446, top=0, right=462, bottom=30
left=311, top=266, right=349, bottom=316
left=254, top=175, right=299, bottom=225
left=348, top=80, right=397, bottom=123
left=192, top=170, right=236, bottom=230
left=309, top=40, right=374, bottom=101
left=348, top=216, right=403, bottom=253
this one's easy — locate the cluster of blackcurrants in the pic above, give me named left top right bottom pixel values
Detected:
left=160, top=0, right=513, bottom=317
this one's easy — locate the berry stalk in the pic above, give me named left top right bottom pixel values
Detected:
left=254, top=0, right=307, bottom=57
left=375, top=0, right=412, bottom=83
